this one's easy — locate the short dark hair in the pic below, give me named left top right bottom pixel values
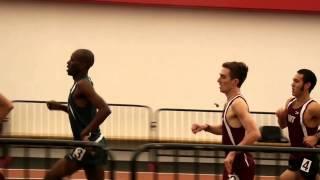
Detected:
left=73, top=49, right=94, bottom=68
left=297, top=69, right=317, bottom=93
left=222, top=61, right=248, bottom=87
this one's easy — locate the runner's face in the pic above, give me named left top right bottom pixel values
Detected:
left=291, top=73, right=305, bottom=97
left=217, top=68, right=234, bottom=93
left=67, top=54, right=83, bottom=76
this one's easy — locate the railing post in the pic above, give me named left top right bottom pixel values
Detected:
left=130, top=146, right=146, bottom=180
left=104, top=148, right=115, bottom=180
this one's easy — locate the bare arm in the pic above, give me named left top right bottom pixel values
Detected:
left=78, top=80, right=111, bottom=139
left=191, top=123, right=222, bottom=135
left=309, top=102, right=320, bottom=126
left=204, top=124, right=222, bottom=135
left=303, top=102, right=320, bottom=147
left=0, top=93, right=14, bottom=121
left=276, top=108, right=288, bottom=129
left=47, top=101, right=68, bottom=113
left=232, top=99, right=261, bottom=146
left=276, top=99, right=291, bottom=129
left=224, top=99, right=261, bottom=174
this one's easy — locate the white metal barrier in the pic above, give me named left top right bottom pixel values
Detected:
left=4, top=101, right=152, bottom=141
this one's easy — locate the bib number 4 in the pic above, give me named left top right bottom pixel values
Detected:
left=300, top=158, right=312, bottom=173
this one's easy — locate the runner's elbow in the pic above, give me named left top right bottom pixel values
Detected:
left=254, top=130, right=261, bottom=141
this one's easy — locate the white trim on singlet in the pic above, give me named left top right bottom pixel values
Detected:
left=287, top=98, right=296, bottom=108
left=70, top=82, right=77, bottom=94
left=223, top=95, right=242, bottom=146
left=69, top=105, right=76, bottom=120
left=68, top=82, right=78, bottom=120
left=223, top=95, right=250, bottom=168
left=287, top=98, right=314, bottom=137
left=94, top=134, right=104, bottom=142
left=68, top=78, right=92, bottom=120
left=244, top=153, right=249, bottom=167
left=300, top=99, right=314, bottom=137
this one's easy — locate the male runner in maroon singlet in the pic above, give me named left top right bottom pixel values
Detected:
left=192, top=61, right=261, bottom=180
left=276, top=69, right=320, bottom=180
left=0, top=93, right=14, bottom=180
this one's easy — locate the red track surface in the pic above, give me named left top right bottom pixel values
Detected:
left=1, top=169, right=276, bottom=180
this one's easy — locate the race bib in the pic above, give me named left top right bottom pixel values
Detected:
left=72, top=147, right=86, bottom=161
left=300, top=158, right=312, bottom=173
left=228, top=174, right=240, bottom=180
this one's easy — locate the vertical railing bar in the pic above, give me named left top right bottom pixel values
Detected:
left=194, top=149, right=200, bottom=180
left=23, top=147, right=30, bottom=179
left=173, top=149, right=179, bottom=180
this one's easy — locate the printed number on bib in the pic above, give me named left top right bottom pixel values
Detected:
left=72, top=147, right=86, bottom=161
left=300, top=158, right=312, bottom=173
left=228, top=174, right=239, bottom=180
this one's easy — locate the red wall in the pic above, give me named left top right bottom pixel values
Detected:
left=77, top=0, right=320, bottom=12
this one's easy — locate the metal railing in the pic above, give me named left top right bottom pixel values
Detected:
left=7, top=100, right=284, bottom=144
left=130, top=143, right=320, bottom=180
left=0, top=138, right=115, bottom=180
left=155, top=108, right=283, bottom=143
left=7, top=100, right=153, bottom=141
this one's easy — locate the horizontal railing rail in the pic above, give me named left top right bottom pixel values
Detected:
left=155, top=108, right=279, bottom=143
left=130, top=143, right=319, bottom=180
left=8, top=100, right=153, bottom=141
left=0, top=138, right=115, bottom=180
